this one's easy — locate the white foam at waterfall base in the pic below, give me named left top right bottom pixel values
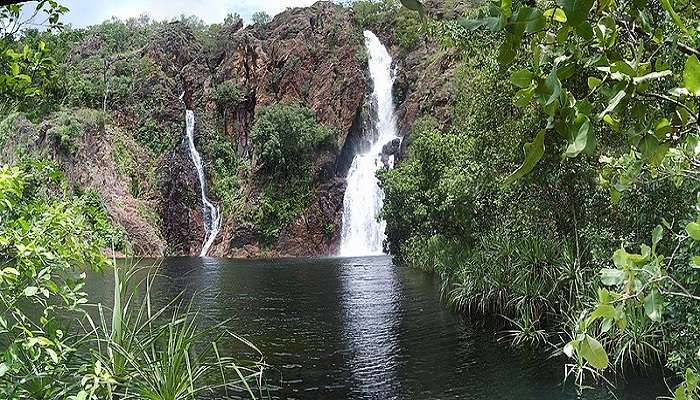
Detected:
left=339, top=31, right=399, bottom=256
left=184, top=110, right=221, bottom=257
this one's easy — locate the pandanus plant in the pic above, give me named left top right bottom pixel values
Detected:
left=76, top=263, right=267, bottom=400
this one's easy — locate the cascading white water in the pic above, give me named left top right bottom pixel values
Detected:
left=339, top=31, right=399, bottom=256
left=184, top=110, right=221, bottom=257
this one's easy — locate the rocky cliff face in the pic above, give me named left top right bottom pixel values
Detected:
left=0, top=112, right=167, bottom=256
left=1, top=0, right=463, bottom=258
left=207, top=2, right=366, bottom=257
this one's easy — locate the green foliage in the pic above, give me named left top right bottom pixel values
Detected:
left=134, top=118, right=176, bottom=155
left=46, top=109, right=106, bottom=156
left=0, top=160, right=263, bottom=399
left=251, top=11, right=271, bottom=25
left=450, top=0, right=700, bottom=193
left=212, top=80, right=244, bottom=109
left=0, top=112, right=18, bottom=149
left=0, top=1, right=69, bottom=118
left=248, top=105, right=329, bottom=243
left=378, top=118, right=480, bottom=255
left=75, top=189, right=127, bottom=250
left=82, top=266, right=265, bottom=400
left=204, top=131, right=245, bottom=217
left=56, top=19, right=183, bottom=157
left=251, top=104, right=333, bottom=179
left=501, top=129, right=544, bottom=187
left=0, top=160, right=114, bottom=399
left=673, top=369, right=700, bottom=400
left=47, top=113, right=82, bottom=155
left=355, top=46, right=369, bottom=65
left=112, top=133, right=157, bottom=200
left=381, top=13, right=698, bottom=388
left=352, top=0, right=423, bottom=50
left=253, top=176, right=314, bottom=244
left=0, top=42, right=58, bottom=115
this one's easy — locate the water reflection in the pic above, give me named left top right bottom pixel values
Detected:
left=85, top=256, right=668, bottom=400
left=339, top=256, right=403, bottom=398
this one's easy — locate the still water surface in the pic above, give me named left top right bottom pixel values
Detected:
left=88, top=256, right=668, bottom=400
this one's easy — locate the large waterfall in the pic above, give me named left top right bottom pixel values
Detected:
left=184, top=110, right=221, bottom=257
left=339, top=31, right=399, bottom=256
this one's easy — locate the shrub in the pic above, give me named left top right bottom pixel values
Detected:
left=76, top=189, right=127, bottom=250
left=250, top=104, right=334, bottom=178
left=0, top=112, right=18, bottom=148
left=205, top=131, right=245, bottom=216
left=46, top=109, right=106, bottom=155
left=212, top=80, right=244, bottom=109
left=112, top=132, right=157, bottom=200
left=0, top=160, right=265, bottom=399
left=351, top=0, right=422, bottom=50
left=251, top=11, right=271, bottom=25
left=47, top=112, right=83, bottom=155
left=249, top=104, right=333, bottom=241
left=380, top=38, right=696, bottom=373
left=134, top=118, right=168, bottom=154
left=253, top=175, right=314, bottom=244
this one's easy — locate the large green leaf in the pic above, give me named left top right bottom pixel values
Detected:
left=600, top=267, right=625, bottom=285
left=644, top=290, right=663, bottom=322
left=498, top=40, right=516, bottom=65
left=589, top=304, right=616, bottom=321
left=660, top=0, right=688, bottom=33
left=544, top=69, right=562, bottom=106
left=501, top=0, right=513, bottom=18
left=513, top=87, right=535, bottom=107
left=639, top=135, right=659, bottom=160
left=687, top=222, right=700, bottom=241
left=683, top=55, right=700, bottom=96
left=400, top=0, right=425, bottom=18
left=511, top=69, right=534, bottom=88
left=611, top=60, right=637, bottom=77
left=580, top=335, right=609, bottom=369
left=510, top=7, right=545, bottom=39
left=503, top=130, right=545, bottom=186
left=652, top=225, right=663, bottom=253
left=557, top=0, right=594, bottom=28
left=564, top=116, right=593, bottom=158
left=598, top=89, right=626, bottom=119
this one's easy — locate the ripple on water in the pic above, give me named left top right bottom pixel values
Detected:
left=91, top=256, right=668, bottom=400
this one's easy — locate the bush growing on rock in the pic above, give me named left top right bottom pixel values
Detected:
left=251, top=11, right=271, bottom=26
left=352, top=0, right=422, bottom=50
left=251, top=104, right=334, bottom=178
left=46, top=109, right=105, bottom=156
left=212, top=80, right=244, bottom=109
left=249, top=104, right=334, bottom=244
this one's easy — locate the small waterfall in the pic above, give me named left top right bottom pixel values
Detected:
left=339, top=31, right=399, bottom=256
left=184, top=109, right=221, bottom=257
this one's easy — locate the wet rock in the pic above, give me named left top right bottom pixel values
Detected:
left=158, top=140, right=204, bottom=256
left=274, top=177, right=347, bottom=257
left=379, top=138, right=401, bottom=167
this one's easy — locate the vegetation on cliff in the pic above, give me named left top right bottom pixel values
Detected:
left=251, top=104, right=335, bottom=243
left=1, top=0, right=366, bottom=257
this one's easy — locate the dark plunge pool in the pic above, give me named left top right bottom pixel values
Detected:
left=87, top=256, right=669, bottom=400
